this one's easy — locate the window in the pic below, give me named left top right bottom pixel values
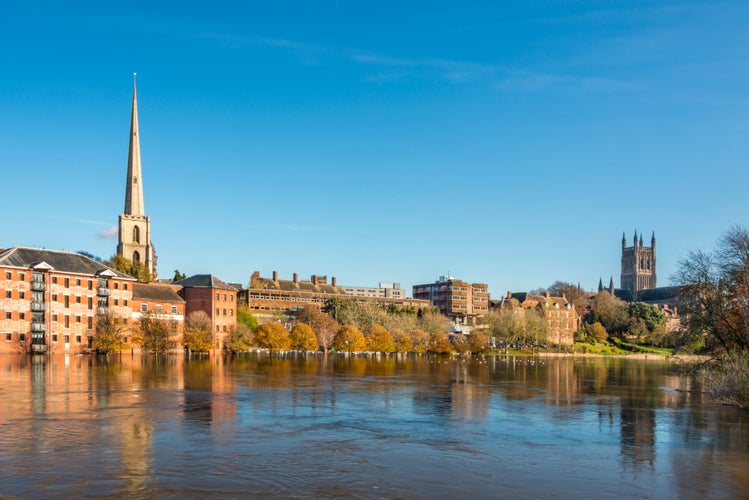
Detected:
left=52, top=314, right=58, bottom=322
left=114, top=282, right=119, bottom=290
left=229, top=308, right=233, bottom=316
left=5, top=312, right=10, bottom=320
left=223, top=293, right=227, bottom=301
left=64, top=296, right=70, bottom=308
left=133, top=251, right=140, bottom=264
left=52, top=277, right=58, bottom=284
left=87, top=317, right=93, bottom=329
left=88, top=280, right=93, bottom=290
left=75, top=335, right=81, bottom=344
left=216, top=308, right=219, bottom=316
left=64, top=315, right=70, bottom=328
left=52, top=334, right=58, bottom=343
left=133, top=226, right=140, bottom=243
left=4, top=290, right=10, bottom=298
left=4, top=272, right=10, bottom=280
left=124, top=284, right=128, bottom=291
left=64, top=277, right=69, bottom=288
left=114, top=299, right=119, bottom=306
left=155, top=304, right=162, bottom=314
left=230, top=295, right=233, bottom=302
left=88, top=297, right=93, bottom=310
left=19, top=273, right=25, bottom=281
left=5, top=333, right=10, bottom=342
left=52, top=293, right=57, bottom=301
left=19, top=291, right=25, bottom=299
left=64, top=335, right=70, bottom=344
left=76, top=279, right=81, bottom=286
left=215, top=292, right=219, bottom=300
left=19, top=333, right=25, bottom=342
left=223, top=325, right=227, bottom=332
left=19, top=312, right=25, bottom=320
left=171, top=306, right=178, bottom=314
left=76, top=316, right=81, bottom=324
left=76, top=296, right=81, bottom=304
left=216, top=325, right=219, bottom=332
left=139, top=303, right=148, bottom=312
left=124, top=300, right=128, bottom=306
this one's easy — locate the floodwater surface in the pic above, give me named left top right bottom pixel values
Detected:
left=0, top=353, right=747, bottom=498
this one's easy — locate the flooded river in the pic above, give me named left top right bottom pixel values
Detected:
left=0, top=353, right=747, bottom=498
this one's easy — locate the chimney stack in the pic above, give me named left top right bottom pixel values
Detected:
left=272, top=270, right=278, bottom=281
left=332, top=277, right=337, bottom=287
left=293, top=273, right=298, bottom=283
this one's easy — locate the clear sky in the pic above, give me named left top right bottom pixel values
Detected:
left=2, top=1, right=747, bottom=296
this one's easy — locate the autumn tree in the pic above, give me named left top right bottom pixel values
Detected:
left=137, top=313, right=174, bottom=354
left=289, top=324, right=319, bottom=351
left=391, top=328, right=413, bottom=353
left=468, top=331, right=489, bottom=354
left=428, top=332, right=454, bottom=354
left=183, top=311, right=213, bottom=353
left=365, top=324, right=395, bottom=353
left=409, top=329, right=430, bottom=354
left=105, top=254, right=153, bottom=283
left=585, top=322, right=608, bottom=343
left=226, top=324, right=254, bottom=353
left=674, top=225, right=749, bottom=352
left=590, top=291, right=630, bottom=338
left=254, top=322, right=291, bottom=352
left=333, top=325, right=367, bottom=353
left=94, top=313, right=125, bottom=354
left=295, top=306, right=338, bottom=354
left=482, top=309, right=523, bottom=352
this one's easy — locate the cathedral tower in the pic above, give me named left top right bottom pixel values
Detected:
left=620, top=230, right=656, bottom=294
left=117, top=75, right=154, bottom=276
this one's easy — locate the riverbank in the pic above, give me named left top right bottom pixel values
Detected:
left=537, top=352, right=711, bottom=362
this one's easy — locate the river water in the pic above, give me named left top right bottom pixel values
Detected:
left=0, top=353, right=747, bottom=498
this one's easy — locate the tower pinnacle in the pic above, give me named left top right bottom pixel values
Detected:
left=124, top=74, right=144, bottom=216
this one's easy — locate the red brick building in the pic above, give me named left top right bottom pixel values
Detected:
left=173, top=274, right=238, bottom=351
left=412, top=275, right=490, bottom=326
left=0, top=247, right=136, bottom=354
left=130, top=283, right=186, bottom=349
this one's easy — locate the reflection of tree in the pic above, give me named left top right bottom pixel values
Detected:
left=182, top=358, right=214, bottom=429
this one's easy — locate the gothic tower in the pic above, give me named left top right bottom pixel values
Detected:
left=117, top=75, right=154, bottom=276
left=620, top=230, right=656, bottom=295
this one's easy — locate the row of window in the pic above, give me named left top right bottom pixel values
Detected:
left=215, top=308, right=234, bottom=317
left=215, top=292, right=234, bottom=302
left=139, top=304, right=179, bottom=314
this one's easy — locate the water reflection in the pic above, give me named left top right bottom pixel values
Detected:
left=0, top=353, right=747, bottom=498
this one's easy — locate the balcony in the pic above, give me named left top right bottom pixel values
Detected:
left=97, top=288, right=111, bottom=296
left=31, top=302, right=47, bottom=312
left=97, top=307, right=110, bottom=315
left=31, top=281, right=47, bottom=291
left=31, top=323, right=47, bottom=332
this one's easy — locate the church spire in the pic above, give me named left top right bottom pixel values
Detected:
left=124, top=73, right=144, bottom=216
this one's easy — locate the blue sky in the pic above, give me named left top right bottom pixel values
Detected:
left=1, top=1, right=747, bottom=296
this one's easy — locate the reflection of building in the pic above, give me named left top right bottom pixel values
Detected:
left=238, top=271, right=430, bottom=320
left=117, top=76, right=155, bottom=277
left=173, top=274, right=238, bottom=351
left=0, top=247, right=136, bottom=353
left=412, top=275, right=489, bottom=325
left=494, top=291, right=579, bottom=346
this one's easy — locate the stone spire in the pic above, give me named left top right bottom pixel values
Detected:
left=124, top=74, right=144, bottom=217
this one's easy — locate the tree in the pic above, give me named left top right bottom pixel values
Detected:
left=428, top=331, right=453, bottom=354
left=409, top=329, right=430, bottom=354
left=236, top=305, right=259, bottom=332
left=93, top=313, right=125, bottom=354
left=137, top=313, right=174, bottom=354
left=674, top=225, right=749, bottom=352
left=468, top=331, right=489, bottom=354
left=105, top=254, right=153, bottom=283
left=254, top=322, right=291, bottom=352
left=629, top=302, right=667, bottom=334
left=585, top=322, right=608, bottom=343
left=591, top=291, right=629, bottom=338
left=226, top=324, right=254, bottom=353
left=173, top=269, right=187, bottom=282
left=524, top=309, right=548, bottom=348
left=391, top=328, right=413, bottom=353
left=289, top=324, right=319, bottom=351
left=482, top=309, right=524, bottom=352
left=418, top=310, right=451, bottom=335
left=365, top=324, right=395, bottom=353
left=333, top=325, right=367, bottom=353
left=183, top=311, right=213, bottom=353
left=295, top=306, right=338, bottom=354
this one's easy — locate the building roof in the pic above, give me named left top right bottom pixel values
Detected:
left=249, top=273, right=348, bottom=295
left=173, top=274, right=238, bottom=291
left=132, top=283, right=185, bottom=303
left=637, top=286, right=681, bottom=303
left=0, top=247, right=134, bottom=279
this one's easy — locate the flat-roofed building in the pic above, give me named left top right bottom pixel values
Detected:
left=343, top=282, right=405, bottom=299
left=412, top=275, right=490, bottom=325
